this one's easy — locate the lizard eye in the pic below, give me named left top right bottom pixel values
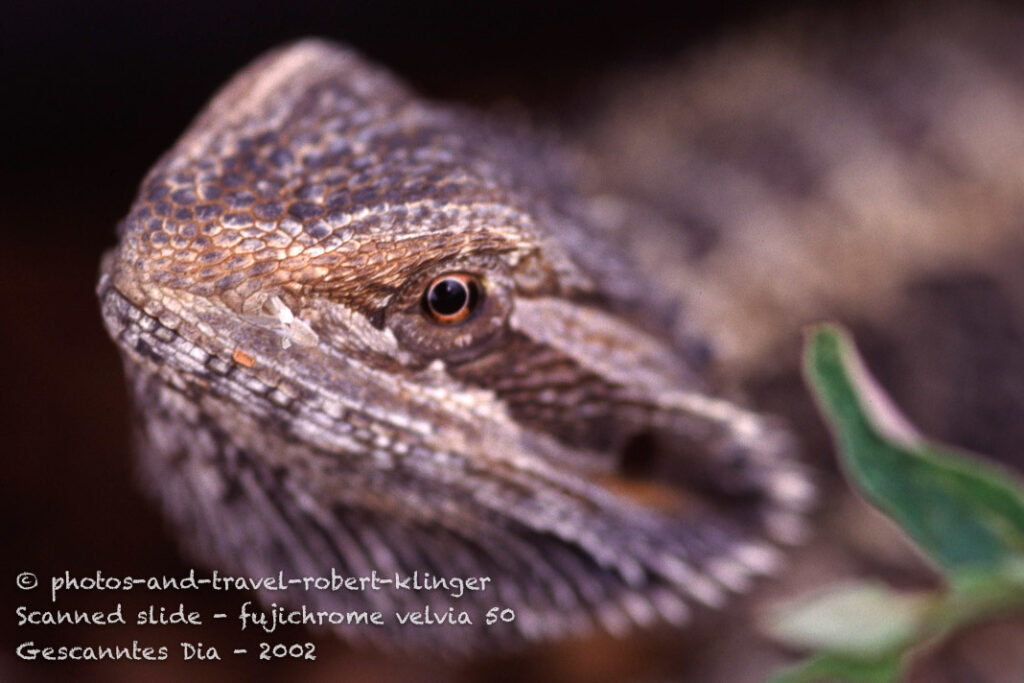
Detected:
left=422, top=273, right=482, bottom=324
left=386, top=257, right=510, bottom=360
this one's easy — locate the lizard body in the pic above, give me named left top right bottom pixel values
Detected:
left=577, top=3, right=1024, bottom=378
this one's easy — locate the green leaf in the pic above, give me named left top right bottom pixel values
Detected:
left=941, top=559, right=1024, bottom=628
left=769, top=651, right=903, bottom=683
left=767, top=582, right=933, bottom=659
left=767, top=325, right=1024, bottom=682
left=803, top=324, right=1024, bottom=573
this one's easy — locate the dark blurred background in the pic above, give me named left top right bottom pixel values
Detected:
left=5, top=1, right=1021, bottom=682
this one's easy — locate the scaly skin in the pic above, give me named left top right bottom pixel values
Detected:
left=97, top=41, right=815, bottom=652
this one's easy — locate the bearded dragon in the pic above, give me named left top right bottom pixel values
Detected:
left=97, top=3, right=1024, bottom=654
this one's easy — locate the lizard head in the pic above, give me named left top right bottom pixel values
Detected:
left=99, top=40, right=813, bottom=651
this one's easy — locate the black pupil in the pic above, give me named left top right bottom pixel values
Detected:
left=427, top=278, right=474, bottom=317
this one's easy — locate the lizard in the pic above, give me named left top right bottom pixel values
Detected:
left=97, top=3, right=1024, bottom=656
left=96, top=40, right=814, bottom=653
